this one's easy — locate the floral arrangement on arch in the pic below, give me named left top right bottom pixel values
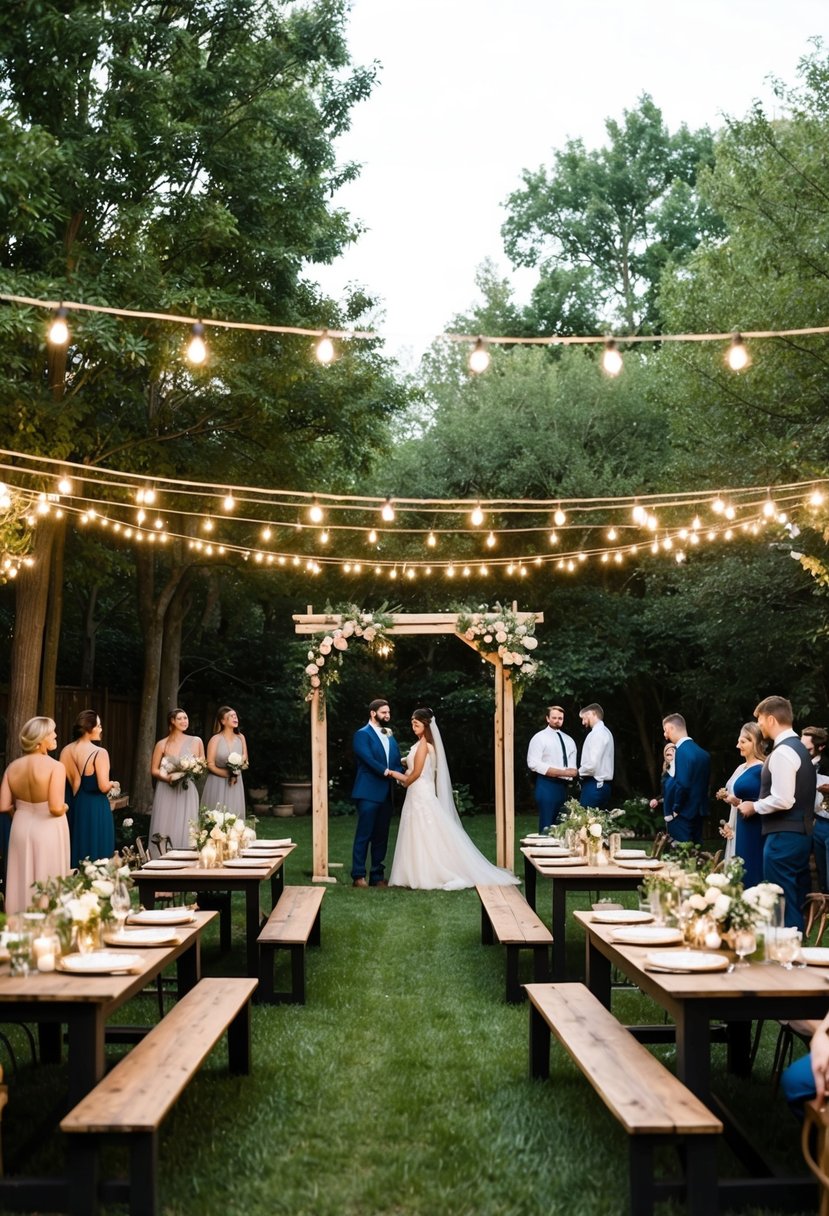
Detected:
left=301, top=604, right=395, bottom=702
left=455, top=602, right=540, bottom=694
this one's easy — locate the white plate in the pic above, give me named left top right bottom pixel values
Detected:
left=104, top=928, right=181, bottom=947
left=141, top=859, right=190, bottom=871
left=248, top=839, right=291, bottom=848
left=614, top=849, right=648, bottom=859
left=127, top=909, right=196, bottom=926
left=522, top=835, right=559, bottom=843
left=611, top=926, right=684, bottom=946
left=616, top=858, right=663, bottom=870
left=223, top=857, right=272, bottom=868
left=800, top=947, right=829, bottom=966
left=527, top=845, right=571, bottom=855
left=163, top=850, right=199, bottom=861
left=58, top=951, right=143, bottom=974
left=646, top=950, right=729, bottom=973
left=591, top=909, right=654, bottom=925
left=242, top=848, right=280, bottom=857
left=537, top=856, right=588, bottom=868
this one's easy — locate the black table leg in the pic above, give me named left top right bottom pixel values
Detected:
left=245, top=885, right=261, bottom=979
left=176, top=936, right=201, bottom=994
left=523, top=856, right=537, bottom=911
left=551, top=880, right=567, bottom=980
left=585, top=935, right=611, bottom=1008
left=674, top=1007, right=711, bottom=1101
left=66, top=1008, right=104, bottom=1107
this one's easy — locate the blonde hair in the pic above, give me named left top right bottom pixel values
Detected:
left=20, top=716, right=55, bottom=754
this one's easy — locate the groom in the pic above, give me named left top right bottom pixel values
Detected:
left=351, top=698, right=402, bottom=888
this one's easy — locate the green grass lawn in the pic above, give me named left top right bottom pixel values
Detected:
left=0, top=812, right=819, bottom=1215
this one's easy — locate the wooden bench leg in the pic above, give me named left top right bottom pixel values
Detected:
left=629, top=1137, right=655, bottom=1216
left=684, top=1136, right=719, bottom=1216
left=506, top=946, right=522, bottom=1004
left=532, top=945, right=550, bottom=985
left=290, top=944, right=306, bottom=1005
left=68, top=1136, right=100, bottom=1216
left=227, top=1000, right=252, bottom=1075
left=309, top=908, right=321, bottom=948
left=528, top=1002, right=550, bottom=1080
left=480, top=903, right=494, bottom=946
left=258, top=944, right=275, bottom=1004
left=129, top=1131, right=159, bottom=1216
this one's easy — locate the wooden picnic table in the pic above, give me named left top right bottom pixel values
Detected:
left=0, top=909, right=215, bottom=1108
left=136, top=845, right=295, bottom=979
left=575, top=908, right=829, bottom=1209
left=520, top=847, right=648, bottom=980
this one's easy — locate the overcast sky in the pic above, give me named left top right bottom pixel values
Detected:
left=311, top=0, right=827, bottom=364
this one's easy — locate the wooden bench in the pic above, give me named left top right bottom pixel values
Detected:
left=258, top=885, right=324, bottom=1004
left=476, top=884, right=552, bottom=1003
left=61, top=977, right=257, bottom=1216
left=526, top=982, right=722, bottom=1216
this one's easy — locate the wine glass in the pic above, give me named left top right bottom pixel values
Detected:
left=774, top=929, right=802, bottom=970
left=732, top=927, right=757, bottom=968
left=110, top=880, right=132, bottom=937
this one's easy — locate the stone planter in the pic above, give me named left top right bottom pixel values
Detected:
left=248, top=787, right=268, bottom=802
left=281, top=781, right=312, bottom=816
left=274, top=803, right=294, bottom=818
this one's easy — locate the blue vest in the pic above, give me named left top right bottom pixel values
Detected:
left=759, top=735, right=816, bottom=836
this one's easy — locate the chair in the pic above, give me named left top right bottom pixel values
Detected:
left=802, top=1098, right=829, bottom=1216
left=650, top=831, right=669, bottom=859
left=805, top=893, right=829, bottom=942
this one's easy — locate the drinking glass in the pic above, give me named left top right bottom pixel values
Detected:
left=774, top=929, right=802, bottom=970
left=110, top=880, right=132, bottom=936
left=732, top=928, right=757, bottom=968
left=6, top=916, right=32, bottom=976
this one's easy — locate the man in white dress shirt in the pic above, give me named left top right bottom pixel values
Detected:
left=578, top=702, right=614, bottom=809
left=526, top=705, right=578, bottom=831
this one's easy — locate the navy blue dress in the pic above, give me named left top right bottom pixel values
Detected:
left=733, top=763, right=764, bottom=887
left=70, top=749, right=115, bottom=867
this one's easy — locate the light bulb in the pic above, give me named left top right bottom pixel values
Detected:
left=203, top=518, right=213, bottom=532
left=486, top=532, right=496, bottom=548
left=381, top=499, right=395, bottom=522
left=724, top=505, right=735, bottom=520
left=427, top=532, right=436, bottom=547
left=223, top=492, right=235, bottom=511
left=309, top=501, right=324, bottom=523
left=320, top=530, right=329, bottom=543
left=601, top=339, right=623, bottom=376
left=549, top=531, right=558, bottom=545
left=187, top=322, right=207, bottom=365
left=607, top=528, right=617, bottom=541
left=470, top=504, right=484, bottom=526
left=48, top=307, right=69, bottom=346
left=144, top=488, right=156, bottom=505
left=711, top=497, right=724, bottom=514
left=57, top=477, right=72, bottom=495
left=726, top=333, right=749, bottom=372
left=810, top=490, right=825, bottom=506
left=261, top=526, right=271, bottom=541
left=632, top=504, right=647, bottom=524
left=762, top=499, right=776, bottom=518
left=368, top=528, right=378, bottom=544
left=553, top=508, right=566, bottom=527
left=468, top=338, right=490, bottom=374
left=315, top=332, right=335, bottom=365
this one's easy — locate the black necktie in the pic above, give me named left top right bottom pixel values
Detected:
left=556, top=731, right=568, bottom=766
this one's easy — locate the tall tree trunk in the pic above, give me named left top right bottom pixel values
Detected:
left=6, top=520, right=57, bottom=760
left=157, top=576, right=191, bottom=735
left=131, top=544, right=190, bottom=812
left=80, top=584, right=99, bottom=688
left=40, top=514, right=67, bottom=718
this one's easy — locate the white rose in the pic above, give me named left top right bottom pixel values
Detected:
left=523, top=635, right=538, bottom=650
left=311, top=675, right=321, bottom=687
left=689, top=893, right=708, bottom=911
left=319, top=638, right=332, bottom=654
left=227, top=752, right=243, bottom=766
left=496, top=631, right=507, bottom=643
left=588, top=822, right=603, bottom=838
left=363, top=613, right=373, bottom=623
left=703, top=887, right=722, bottom=904
left=713, top=894, right=732, bottom=919
left=342, top=620, right=354, bottom=637
left=483, top=634, right=493, bottom=643
left=92, top=879, right=114, bottom=898
left=307, top=650, right=315, bottom=661
left=363, top=627, right=376, bottom=642
left=122, top=818, right=133, bottom=828
left=705, top=873, right=727, bottom=888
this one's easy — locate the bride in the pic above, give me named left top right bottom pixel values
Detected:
left=388, top=707, right=519, bottom=890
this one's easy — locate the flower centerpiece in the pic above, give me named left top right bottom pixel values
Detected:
left=161, top=753, right=207, bottom=790
left=548, top=797, right=624, bottom=856
left=32, top=854, right=135, bottom=954
left=300, top=603, right=396, bottom=704
left=455, top=602, right=540, bottom=698
left=190, top=806, right=251, bottom=864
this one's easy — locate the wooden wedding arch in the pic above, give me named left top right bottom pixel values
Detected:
left=293, top=606, right=543, bottom=882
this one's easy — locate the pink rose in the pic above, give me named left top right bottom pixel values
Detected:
left=333, top=636, right=348, bottom=651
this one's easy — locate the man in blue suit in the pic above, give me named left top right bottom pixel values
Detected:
left=351, top=698, right=402, bottom=888
left=662, top=713, right=710, bottom=844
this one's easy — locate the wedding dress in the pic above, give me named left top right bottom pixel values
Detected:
left=389, top=721, right=519, bottom=891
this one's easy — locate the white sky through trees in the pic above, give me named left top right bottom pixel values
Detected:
left=312, top=0, right=828, bottom=363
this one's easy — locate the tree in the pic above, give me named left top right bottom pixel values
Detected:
left=501, top=95, right=723, bottom=333
left=0, top=0, right=411, bottom=780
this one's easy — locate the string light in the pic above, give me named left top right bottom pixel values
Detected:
left=470, top=504, right=484, bottom=526
left=427, top=532, right=436, bottom=547
left=315, top=331, right=335, bottom=365
left=368, top=528, right=378, bottom=544
left=601, top=339, right=623, bottom=376
left=486, top=532, right=496, bottom=548
left=47, top=307, right=69, bottom=346
left=468, top=338, right=491, bottom=374
left=810, top=489, right=825, bottom=506
left=57, top=477, right=72, bottom=495
left=726, top=333, right=749, bottom=372
left=381, top=499, right=395, bottom=522
left=548, top=531, right=558, bottom=545
left=309, top=500, right=324, bottom=523
left=553, top=507, right=566, bottom=527
left=186, top=322, right=207, bottom=365
left=222, top=492, right=235, bottom=512
left=762, top=498, right=776, bottom=518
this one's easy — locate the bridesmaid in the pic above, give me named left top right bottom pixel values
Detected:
left=717, top=721, right=767, bottom=885
left=149, top=708, right=204, bottom=851
left=64, top=710, right=118, bottom=867
left=202, top=706, right=248, bottom=817
left=0, top=716, right=70, bottom=914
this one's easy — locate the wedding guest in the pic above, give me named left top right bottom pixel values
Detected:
left=202, top=706, right=248, bottom=817
left=649, top=743, right=676, bottom=822
left=662, top=713, right=710, bottom=844
left=149, top=708, right=204, bottom=852
left=578, top=703, right=614, bottom=809
left=527, top=705, right=578, bottom=831
left=716, top=722, right=767, bottom=884
left=0, top=716, right=70, bottom=914
left=737, top=695, right=815, bottom=931
left=61, top=709, right=118, bottom=867
left=781, top=1011, right=829, bottom=1119
left=801, top=725, right=829, bottom=892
